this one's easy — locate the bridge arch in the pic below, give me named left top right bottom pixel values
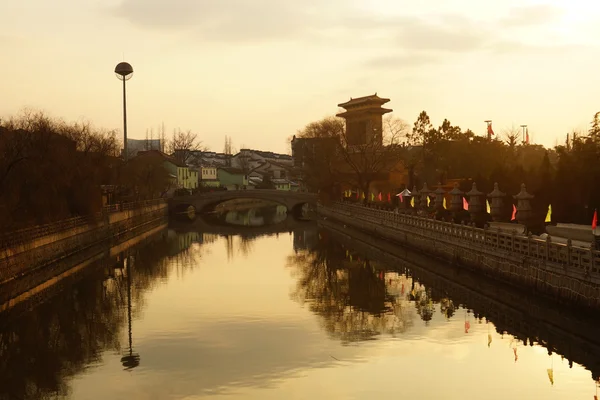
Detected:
left=168, top=190, right=317, bottom=219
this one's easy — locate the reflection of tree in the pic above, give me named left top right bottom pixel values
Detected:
left=0, top=230, right=202, bottom=400
left=288, top=232, right=414, bottom=343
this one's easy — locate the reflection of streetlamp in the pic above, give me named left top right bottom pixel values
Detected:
left=121, top=255, right=140, bottom=370
left=114, top=62, right=134, bottom=161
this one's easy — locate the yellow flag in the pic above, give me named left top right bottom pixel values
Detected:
left=443, top=197, right=447, bottom=209
left=545, top=204, right=552, bottom=223
left=410, top=197, right=415, bottom=207
left=350, top=254, right=353, bottom=262
left=547, top=368, right=554, bottom=385
left=361, top=191, right=365, bottom=199
left=371, top=192, right=375, bottom=201
left=426, top=196, right=430, bottom=206
left=488, top=334, right=492, bottom=347
left=346, top=250, right=349, bottom=257
left=486, top=199, right=491, bottom=213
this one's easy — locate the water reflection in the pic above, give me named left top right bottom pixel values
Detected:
left=1, top=215, right=600, bottom=399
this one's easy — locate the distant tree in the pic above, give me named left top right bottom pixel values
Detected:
left=502, top=125, right=522, bottom=150
left=167, top=129, right=203, bottom=164
left=296, top=115, right=405, bottom=202
left=223, top=135, right=235, bottom=167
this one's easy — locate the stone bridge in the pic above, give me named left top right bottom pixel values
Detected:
left=168, top=190, right=318, bottom=218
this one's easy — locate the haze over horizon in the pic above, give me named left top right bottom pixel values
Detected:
left=2, top=0, right=600, bottom=154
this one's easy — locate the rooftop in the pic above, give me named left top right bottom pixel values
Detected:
left=337, top=93, right=391, bottom=109
left=136, top=149, right=187, bottom=167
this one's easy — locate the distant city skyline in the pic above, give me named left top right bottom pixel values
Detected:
left=2, top=0, right=600, bottom=153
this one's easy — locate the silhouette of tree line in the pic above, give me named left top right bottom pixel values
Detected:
left=297, top=111, right=600, bottom=224
left=0, top=109, right=171, bottom=233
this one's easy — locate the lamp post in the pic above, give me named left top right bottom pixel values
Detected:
left=115, top=62, right=134, bottom=161
left=520, top=125, right=528, bottom=144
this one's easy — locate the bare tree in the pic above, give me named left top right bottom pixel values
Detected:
left=296, top=115, right=405, bottom=201
left=167, top=129, right=203, bottom=164
left=383, top=114, right=410, bottom=144
left=223, top=135, right=236, bottom=167
left=502, top=125, right=521, bottom=150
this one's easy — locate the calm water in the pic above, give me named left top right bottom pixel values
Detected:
left=1, top=206, right=600, bottom=400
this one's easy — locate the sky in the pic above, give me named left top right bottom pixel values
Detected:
left=2, top=0, right=600, bottom=153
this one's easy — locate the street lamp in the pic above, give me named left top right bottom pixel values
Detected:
left=520, top=125, right=528, bottom=144
left=115, top=62, right=134, bottom=161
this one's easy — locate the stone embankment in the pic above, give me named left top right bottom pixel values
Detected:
left=0, top=199, right=167, bottom=285
left=319, top=202, right=600, bottom=309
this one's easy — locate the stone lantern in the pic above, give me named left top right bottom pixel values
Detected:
left=466, top=182, right=485, bottom=227
left=487, top=182, right=506, bottom=222
left=419, top=182, right=432, bottom=209
left=398, top=188, right=412, bottom=212
left=514, top=183, right=535, bottom=232
left=434, top=182, right=446, bottom=214
left=412, top=185, right=420, bottom=211
left=449, top=182, right=464, bottom=220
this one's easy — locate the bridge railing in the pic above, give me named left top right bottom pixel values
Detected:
left=325, top=202, right=600, bottom=278
left=0, top=199, right=166, bottom=251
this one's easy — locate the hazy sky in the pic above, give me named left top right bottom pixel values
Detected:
left=2, top=0, right=600, bottom=153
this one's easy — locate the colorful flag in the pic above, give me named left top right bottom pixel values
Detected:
left=371, top=192, right=375, bottom=201
left=511, top=204, right=517, bottom=221
left=486, top=199, right=491, bottom=214
left=464, top=320, right=470, bottom=333
left=443, top=197, right=447, bottom=209
left=526, top=127, right=530, bottom=145
left=387, top=192, right=391, bottom=203
left=488, top=334, right=492, bottom=347
left=547, top=368, right=554, bottom=385
left=545, top=204, right=552, bottom=223
left=463, top=197, right=469, bottom=211
left=410, top=197, right=415, bottom=207
left=399, top=194, right=404, bottom=203
left=487, top=123, right=494, bottom=136
left=378, top=192, right=382, bottom=202
left=356, top=190, right=359, bottom=199
left=361, top=191, right=365, bottom=200
left=426, top=196, right=430, bottom=207
left=513, top=347, right=518, bottom=362
left=593, top=209, right=598, bottom=231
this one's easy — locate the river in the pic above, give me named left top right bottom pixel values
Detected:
left=1, top=204, right=599, bottom=400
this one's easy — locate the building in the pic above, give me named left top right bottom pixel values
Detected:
left=136, top=150, right=198, bottom=190
left=336, top=94, right=392, bottom=146
left=199, top=166, right=220, bottom=187
left=217, top=167, right=248, bottom=190
left=231, top=149, right=293, bottom=170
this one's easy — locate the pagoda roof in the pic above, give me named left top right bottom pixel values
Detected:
left=338, top=93, right=391, bottom=109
